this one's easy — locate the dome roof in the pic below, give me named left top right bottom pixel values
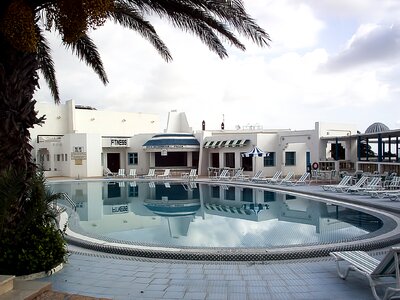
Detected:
left=365, top=122, right=390, bottom=134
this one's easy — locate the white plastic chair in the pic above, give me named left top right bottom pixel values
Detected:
left=128, top=169, right=137, bottom=178
left=157, top=169, right=170, bottom=179
left=144, top=169, right=156, bottom=179
left=117, top=169, right=126, bottom=177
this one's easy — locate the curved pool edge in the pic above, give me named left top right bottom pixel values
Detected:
left=57, top=179, right=400, bottom=261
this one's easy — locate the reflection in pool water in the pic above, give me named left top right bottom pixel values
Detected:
left=50, top=181, right=383, bottom=248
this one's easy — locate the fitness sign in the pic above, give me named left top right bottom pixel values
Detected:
left=102, top=138, right=130, bottom=148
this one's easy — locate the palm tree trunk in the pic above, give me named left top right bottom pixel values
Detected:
left=0, top=35, right=44, bottom=178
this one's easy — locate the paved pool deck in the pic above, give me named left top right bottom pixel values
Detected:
left=38, top=180, right=400, bottom=299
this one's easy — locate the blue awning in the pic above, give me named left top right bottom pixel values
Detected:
left=143, top=133, right=200, bottom=149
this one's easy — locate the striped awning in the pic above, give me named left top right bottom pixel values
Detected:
left=143, top=133, right=200, bottom=149
left=203, top=139, right=249, bottom=148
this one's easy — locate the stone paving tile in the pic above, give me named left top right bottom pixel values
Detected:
left=227, top=293, right=248, bottom=300
left=164, top=291, right=186, bottom=298
left=206, top=292, right=228, bottom=300
left=183, top=291, right=207, bottom=300
left=247, top=293, right=272, bottom=300
left=206, top=286, right=228, bottom=293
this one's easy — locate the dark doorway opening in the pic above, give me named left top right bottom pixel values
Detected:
left=155, top=152, right=187, bottom=167
left=192, top=151, right=199, bottom=168
left=330, top=143, right=345, bottom=160
left=107, top=153, right=120, bottom=172
left=211, top=153, right=219, bottom=168
left=241, top=156, right=252, bottom=171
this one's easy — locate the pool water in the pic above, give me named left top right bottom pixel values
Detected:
left=50, top=181, right=383, bottom=249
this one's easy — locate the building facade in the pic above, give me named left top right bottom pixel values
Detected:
left=31, top=100, right=400, bottom=178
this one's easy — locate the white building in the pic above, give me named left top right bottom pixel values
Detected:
left=33, top=100, right=391, bottom=178
left=31, top=100, right=159, bottom=177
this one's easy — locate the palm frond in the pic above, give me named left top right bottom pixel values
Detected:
left=129, top=0, right=269, bottom=55
left=64, top=35, right=109, bottom=85
left=35, top=24, right=60, bottom=104
left=157, top=0, right=247, bottom=51
left=110, top=3, right=172, bottom=62
left=168, top=12, right=229, bottom=58
left=186, top=0, right=271, bottom=47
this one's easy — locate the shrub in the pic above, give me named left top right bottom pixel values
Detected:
left=0, top=168, right=67, bottom=275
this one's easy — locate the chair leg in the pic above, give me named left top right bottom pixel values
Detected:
left=382, top=286, right=399, bottom=300
left=335, top=260, right=352, bottom=279
left=367, top=276, right=383, bottom=300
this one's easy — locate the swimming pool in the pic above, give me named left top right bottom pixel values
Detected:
left=51, top=180, right=398, bottom=259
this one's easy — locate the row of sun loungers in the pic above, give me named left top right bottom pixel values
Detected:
left=210, top=170, right=310, bottom=186
left=321, top=174, right=400, bottom=201
left=103, top=168, right=200, bottom=180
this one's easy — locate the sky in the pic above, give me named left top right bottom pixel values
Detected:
left=34, top=0, right=400, bottom=133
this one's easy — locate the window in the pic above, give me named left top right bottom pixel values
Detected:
left=56, top=154, right=60, bottom=161
left=225, top=187, right=235, bottom=200
left=242, top=188, right=253, bottom=202
left=264, top=191, right=276, bottom=202
left=129, top=186, right=139, bottom=197
left=285, top=151, right=296, bottom=166
left=128, top=152, right=138, bottom=165
left=65, top=154, right=68, bottom=161
left=212, top=186, right=220, bottom=198
left=264, top=152, right=275, bottom=167
left=73, top=146, right=84, bottom=152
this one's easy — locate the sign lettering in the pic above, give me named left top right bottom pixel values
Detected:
left=110, top=139, right=128, bottom=147
left=112, top=205, right=129, bottom=214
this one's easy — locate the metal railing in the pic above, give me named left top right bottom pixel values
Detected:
left=60, top=192, right=77, bottom=211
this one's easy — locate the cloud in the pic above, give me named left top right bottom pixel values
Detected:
left=246, top=0, right=324, bottom=51
left=33, top=0, right=400, bottom=133
left=296, top=0, right=400, bottom=23
left=322, top=24, right=400, bottom=72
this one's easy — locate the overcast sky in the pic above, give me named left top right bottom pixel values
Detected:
left=34, top=0, right=400, bottom=133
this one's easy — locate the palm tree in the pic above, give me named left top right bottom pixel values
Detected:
left=0, top=0, right=270, bottom=180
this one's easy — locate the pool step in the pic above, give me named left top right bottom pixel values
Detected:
left=0, top=276, right=14, bottom=296
left=0, top=275, right=51, bottom=300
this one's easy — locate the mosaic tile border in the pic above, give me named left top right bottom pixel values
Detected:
left=61, top=183, right=400, bottom=262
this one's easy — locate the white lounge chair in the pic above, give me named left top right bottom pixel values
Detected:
left=339, top=176, right=369, bottom=193
left=144, top=169, right=156, bottom=179
left=230, top=169, right=244, bottom=181
left=330, top=247, right=400, bottom=300
left=384, top=174, right=400, bottom=189
left=260, top=170, right=282, bottom=184
left=368, top=177, right=400, bottom=198
left=321, top=175, right=352, bottom=192
left=103, top=167, right=115, bottom=177
left=250, top=170, right=263, bottom=182
left=116, top=168, right=126, bottom=177
left=214, top=169, right=229, bottom=180
left=181, top=169, right=198, bottom=180
left=346, top=177, right=381, bottom=194
left=128, top=168, right=137, bottom=178
left=285, top=172, right=310, bottom=186
left=277, top=172, right=294, bottom=185
left=157, top=169, right=170, bottom=179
